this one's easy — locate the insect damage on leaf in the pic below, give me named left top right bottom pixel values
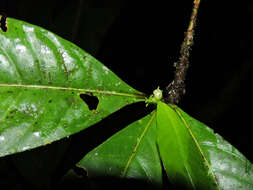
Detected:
left=79, top=93, right=99, bottom=110
left=0, top=14, right=7, bottom=32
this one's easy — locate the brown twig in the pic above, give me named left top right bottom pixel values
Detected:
left=165, top=0, right=201, bottom=104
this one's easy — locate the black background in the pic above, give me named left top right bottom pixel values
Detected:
left=0, top=0, right=252, bottom=189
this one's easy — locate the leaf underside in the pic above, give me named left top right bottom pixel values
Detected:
left=157, top=102, right=253, bottom=190
left=0, top=16, right=145, bottom=157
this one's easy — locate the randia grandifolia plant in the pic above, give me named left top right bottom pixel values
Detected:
left=0, top=0, right=253, bottom=189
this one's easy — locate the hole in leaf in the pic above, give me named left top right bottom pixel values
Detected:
left=79, top=93, right=99, bottom=110
left=0, top=14, right=7, bottom=32
left=73, top=165, right=87, bottom=177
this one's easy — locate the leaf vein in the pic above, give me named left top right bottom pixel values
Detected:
left=0, top=83, right=145, bottom=99
left=0, top=91, right=23, bottom=130
left=172, top=105, right=221, bottom=190
left=0, top=41, right=23, bottom=82
left=121, top=111, right=156, bottom=177
left=200, top=142, right=245, bottom=163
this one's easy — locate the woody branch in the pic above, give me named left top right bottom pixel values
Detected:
left=165, top=0, right=201, bottom=104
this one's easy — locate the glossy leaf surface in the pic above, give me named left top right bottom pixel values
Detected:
left=157, top=102, right=253, bottom=190
left=0, top=16, right=145, bottom=157
left=77, top=112, right=162, bottom=186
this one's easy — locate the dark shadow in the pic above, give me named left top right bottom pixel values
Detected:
left=55, top=176, right=163, bottom=190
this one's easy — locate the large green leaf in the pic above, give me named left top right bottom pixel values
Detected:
left=157, top=102, right=253, bottom=190
left=77, top=111, right=162, bottom=187
left=0, top=16, right=145, bottom=157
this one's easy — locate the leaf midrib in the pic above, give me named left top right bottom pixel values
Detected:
left=121, top=111, right=156, bottom=177
left=168, top=111, right=196, bottom=189
left=171, top=105, right=220, bottom=190
left=0, top=83, right=146, bottom=98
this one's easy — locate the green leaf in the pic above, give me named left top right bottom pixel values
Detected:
left=77, top=111, right=162, bottom=187
left=0, top=16, right=145, bottom=157
left=157, top=101, right=253, bottom=190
